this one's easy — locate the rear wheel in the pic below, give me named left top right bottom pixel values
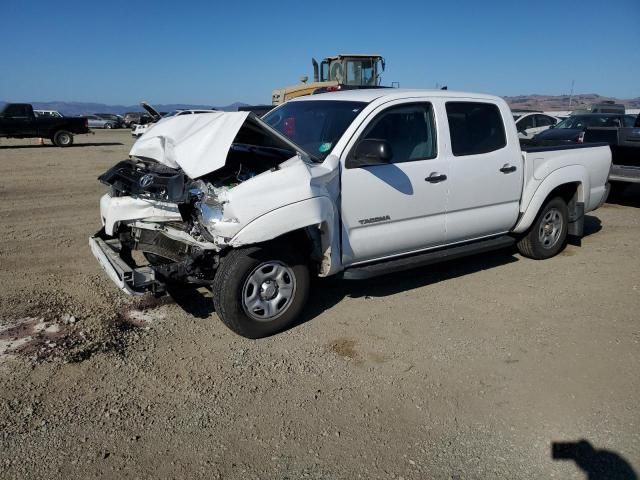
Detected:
left=212, top=245, right=310, bottom=339
left=105, top=122, right=113, bottom=129
left=517, top=196, right=568, bottom=259
left=52, top=130, right=73, bottom=147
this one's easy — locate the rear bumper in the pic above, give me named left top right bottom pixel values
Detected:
left=89, top=231, right=164, bottom=295
left=609, top=165, right=640, bottom=184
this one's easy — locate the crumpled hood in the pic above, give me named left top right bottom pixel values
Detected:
left=129, top=111, right=251, bottom=179
left=129, top=111, right=310, bottom=179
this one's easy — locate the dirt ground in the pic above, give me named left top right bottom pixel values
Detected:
left=0, top=130, right=638, bottom=479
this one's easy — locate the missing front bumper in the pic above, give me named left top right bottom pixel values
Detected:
left=89, top=231, right=165, bottom=295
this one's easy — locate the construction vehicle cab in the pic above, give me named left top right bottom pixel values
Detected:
left=272, top=54, right=385, bottom=105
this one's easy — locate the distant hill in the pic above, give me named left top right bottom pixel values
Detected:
left=504, top=94, right=640, bottom=112
left=0, top=101, right=249, bottom=116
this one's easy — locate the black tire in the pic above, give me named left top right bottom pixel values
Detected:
left=52, top=130, right=73, bottom=147
left=105, top=122, right=113, bottom=129
left=517, top=196, right=568, bottom=259
left=212, top=245, right=310, bottom=339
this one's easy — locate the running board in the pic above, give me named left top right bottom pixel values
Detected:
left=342, top=236, right=515, bottom=280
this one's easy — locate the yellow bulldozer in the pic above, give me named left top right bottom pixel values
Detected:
left=271, top=54, right=386, bottom=105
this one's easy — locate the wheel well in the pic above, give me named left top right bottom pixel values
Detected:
left=547, top=182, right=580, bottom=205
left=545, top=182, right=584, bottom=224
left=274, top=227, right=318, bottom=257
left=257, top=227, right=322, bottom=271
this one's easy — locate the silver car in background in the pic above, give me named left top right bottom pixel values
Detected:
left=85, top=114, right=118, bottom=129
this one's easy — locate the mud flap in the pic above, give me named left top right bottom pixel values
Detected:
left=568, top=201, right=584, bottom=239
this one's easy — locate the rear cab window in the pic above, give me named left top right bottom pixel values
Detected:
left=3, top=104, right=32, bottom=118
left=445, top=102, right=506, bottom=156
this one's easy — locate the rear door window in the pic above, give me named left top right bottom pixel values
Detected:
left=446, top=102, right=506, bottom=156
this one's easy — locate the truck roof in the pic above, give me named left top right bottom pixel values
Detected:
left=326, top=54, right=383, bottom=59
left=290, top=88, right=503, bottom=104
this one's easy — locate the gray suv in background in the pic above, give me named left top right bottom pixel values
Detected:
left=123, top=112, right=153, bottom=128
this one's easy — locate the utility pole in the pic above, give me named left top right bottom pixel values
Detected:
left=568, top=80, right=575, bottom=109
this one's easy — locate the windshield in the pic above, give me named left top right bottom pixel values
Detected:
left=555, top=115, right=620, bottom=129
left=262, top=100, right=366, bottom=161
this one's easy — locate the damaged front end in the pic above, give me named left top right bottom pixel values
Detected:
left=89, top=159, right=220, bottom=294
left=90, top=111, right=309, bottom=295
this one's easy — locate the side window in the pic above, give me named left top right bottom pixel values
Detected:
left=535, top=115, right=554, bottom=127
left=603, top=117, right=621, bottom=127
left=518, top=115, right=535, bottom=130
left=446, top=102, right=506, bottom=156
left=359, top=103, right=437, bottom=163
left=623, top=115, right=636, bottom=127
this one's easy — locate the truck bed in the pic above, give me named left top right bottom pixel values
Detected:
left=517, top=142, right=612, bottom=230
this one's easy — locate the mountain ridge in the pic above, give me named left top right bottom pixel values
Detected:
left=1, top=94, right=639, bottom=116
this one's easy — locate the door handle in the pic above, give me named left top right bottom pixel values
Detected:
left=425, top=172, right=447, bottom=183
left=500, top=164, right=517, bottom=173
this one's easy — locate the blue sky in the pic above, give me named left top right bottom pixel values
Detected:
left=1, top=0, right=639, bottom=105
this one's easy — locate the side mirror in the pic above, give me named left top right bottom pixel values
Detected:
left=346, top=139, right=393, bottom=168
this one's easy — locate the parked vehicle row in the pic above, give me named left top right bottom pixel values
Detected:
left=131, top=104, right=217, bottom=138
left=533, top=113, right=637, bottom=144
left=90, top=89, right=611, bottom=339
left=528, top=112, right=640, bottom=184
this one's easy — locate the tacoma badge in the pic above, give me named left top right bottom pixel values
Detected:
left=358, top=215, right=391, bottom=225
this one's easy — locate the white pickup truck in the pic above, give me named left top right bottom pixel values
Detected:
left=90, top=89, right=611, bottom=338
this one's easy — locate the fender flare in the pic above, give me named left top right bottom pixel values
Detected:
left=229, top=196, right=340, bottom=276
left=513, top=165, right=588, bottom=234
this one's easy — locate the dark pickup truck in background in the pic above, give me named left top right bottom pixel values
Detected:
left=0, top=103, right=90, bottom=146
left=584, top=114, right=640, bottom=184
left=529, top=112, right=640, bottom=185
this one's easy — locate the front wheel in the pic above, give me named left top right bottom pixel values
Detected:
left=212, top=245, right=310, bottom=339
left=105, top=123, right=113, bottom=129
left=517, top=196, right=568, bottom=259
left=52, top=130, right=73, bottom=147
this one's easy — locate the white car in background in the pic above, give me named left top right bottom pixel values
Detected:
left=132, top=104, right=217, bottom=138
left=512, top=111, right=559, bottom=139
left=34, top=110, right=63, bottom=118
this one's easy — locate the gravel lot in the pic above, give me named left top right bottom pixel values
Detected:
left=0, top=130, right=638, bottom=479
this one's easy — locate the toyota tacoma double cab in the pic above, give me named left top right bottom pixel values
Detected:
left=0, top=103, right=90, bottom=146
left=90, top=89, right=612, bottom=338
